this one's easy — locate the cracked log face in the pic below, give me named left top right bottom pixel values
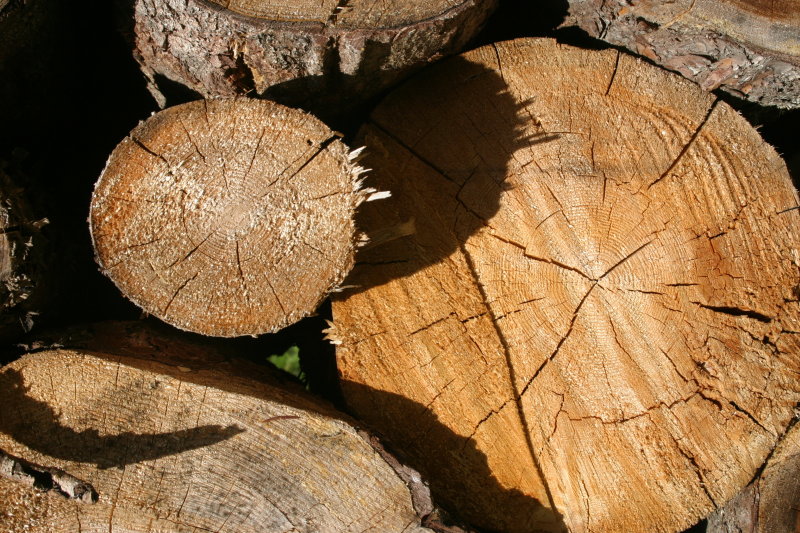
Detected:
left=0, top=343, right=431, bottom=532
left=563, top=0, right=800, bottom=109
left=330, top=38, right=800, bottom=533
left=90, top=98, right=366, bottom=337
left=133, top=0, right=498, bottom=113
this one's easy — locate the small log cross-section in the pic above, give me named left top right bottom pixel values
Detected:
left=90, top=98, right=372, bottom=337
left=134, top=0, right=498, bottom=111
left=0, top=343, right=433, bottom=532
left=330, top=39, right=800, bottom=533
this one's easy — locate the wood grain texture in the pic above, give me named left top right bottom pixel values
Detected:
left=0, top=344, right=431, bottom=533
left=90, top=98, right=368, bottom=337
left=133, top=0, right=497, bottom=113
left=564, top=0, right=800, bottom=108
left=330, top=38, right=800, bottom=533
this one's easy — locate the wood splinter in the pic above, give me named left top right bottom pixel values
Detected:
left=90, top=98, right=384, bottom=337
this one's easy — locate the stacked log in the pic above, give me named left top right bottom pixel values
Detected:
left=329, top=38, right=800, bottom=532
left=0, top=322, right=435, bottom=532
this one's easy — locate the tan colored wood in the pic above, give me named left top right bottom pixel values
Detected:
left=330, top=38, right=800, bottom=533
left=133, top=0, right=497, bottom=113
left=708, top=420, right=800, bottom=533
left=0, top=343, right=432, bottom=532
left=90, top=98, right=370, bottom=337
left=564, top=0, right=800, bottom=108
left=215, top=0, right=467, bottom=28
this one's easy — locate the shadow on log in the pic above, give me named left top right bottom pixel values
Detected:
left=0, top=367, right=243, bottom=469
left=0, top=321, right=435, bottom=532
left=343, top=55, right=535, bottom=294
left=332, top=38, right=800, bottom=533
left=342, top=380, right=567, bottom=532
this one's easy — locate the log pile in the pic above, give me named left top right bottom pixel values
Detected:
left=1, top=2, right=799, bottom=533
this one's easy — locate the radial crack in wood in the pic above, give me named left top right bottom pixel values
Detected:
left=331, top=38, right=800, bottom=533
left=90, top=98, right=371, bottom=337
left=0, top=333, right=434, bottom=532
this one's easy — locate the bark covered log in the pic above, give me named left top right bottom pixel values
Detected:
left=133, top=0, right=498, bottom=115
left=0, top=322, right=435, bottom=532
left=707, top=417, right=800, bottom=533
left=0, top=164, right=49, bottom=342
left=329, top=38, right=800, bottom=533
left=90, top=97, right=376, bottom=337
left=563, top=0, right=800, bottom=109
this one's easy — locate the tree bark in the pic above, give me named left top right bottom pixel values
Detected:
left=90, top=97, right=377, bottom=337
left=563, top=0, right=800, bottom=109
left=707, top=419, right=800, bottom=533
left=0, top=164, right=49, bottom=342
left=0, top=322, right=434, bottom=532
left=330, top=38, right=800, bottom=533
left=132, top=0, right=498, bottom=116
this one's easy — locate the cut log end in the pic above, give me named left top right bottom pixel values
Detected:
left=90, top=98, right=369, bottom=337
left=0, top=333, right=431, bottom=532
left=332, top=38, right=800, bottom=533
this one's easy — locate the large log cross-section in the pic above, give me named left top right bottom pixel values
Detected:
left=331, top=38, right=800, bottom=533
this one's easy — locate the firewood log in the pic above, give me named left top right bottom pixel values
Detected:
left=329, top=38, right=800, bottom=533
left=132, top=0, right=498, bottom=114
left=90, top=98, right=377, bottom=337
left=0, top=322, right=434, bottom=532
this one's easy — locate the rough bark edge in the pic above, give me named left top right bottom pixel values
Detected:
left=563, top=0, right=800, bottom=109
left=133, top=0, right=498, bottom=114
left=706, top=410, right=800, bottom=533
left=0, top=449, right=97, bottom=503
left=356, top=430, right=478, bottom=533
left=0, top=164, right=49, bottom=342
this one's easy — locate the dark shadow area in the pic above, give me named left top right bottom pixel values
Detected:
left=152, top=73, right=205, bottom=106
left=473, top=0, right=569, bottom=46
left=260, top=39, right=410, bottom=134
left=336, top=55, right=539, bottom=294
left=684, top=519, right=708, bottom=533
left=0, top=0, right=157, bottom=343
left=4, top=320, right=349, bottom=420
left=0, top=367, right=243, bottom=469
left=342, top=381, right=566, bottom=533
